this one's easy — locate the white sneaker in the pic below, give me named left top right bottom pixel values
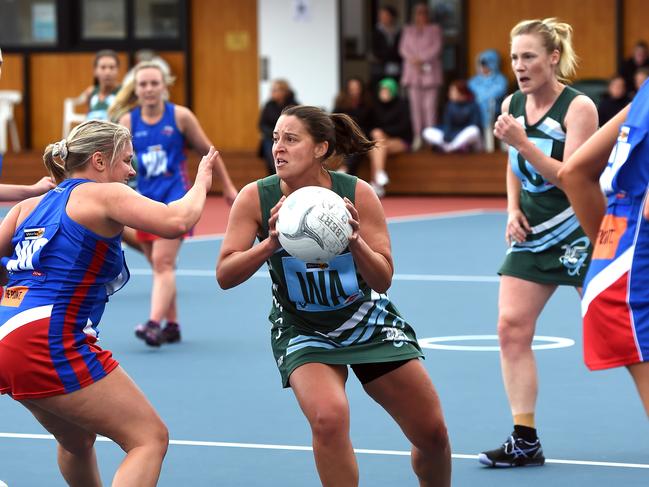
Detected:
left=375, top=170, right=389, bottom=187
left=370, top=182, right=386, bottom=198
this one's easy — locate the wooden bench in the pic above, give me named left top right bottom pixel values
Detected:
left=0, top=150, right=507, bottom=196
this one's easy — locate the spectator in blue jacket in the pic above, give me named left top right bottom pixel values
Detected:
left=468, top=49, right=508, bottom=132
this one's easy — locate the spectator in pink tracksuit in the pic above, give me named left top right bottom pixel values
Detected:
left=399, top=2, right=443, bottom=151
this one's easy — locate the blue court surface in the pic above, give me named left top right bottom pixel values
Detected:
left=0, top=209, right=647, bottom=486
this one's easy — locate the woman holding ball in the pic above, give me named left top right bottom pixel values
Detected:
left=216, top=105, right=451, bottom=487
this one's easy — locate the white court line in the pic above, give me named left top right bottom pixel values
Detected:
left=129, top=268, right=499, bottom=283
left=182, top=208, right=505, bottom=243
left=0, top=432, right=646, bottom=469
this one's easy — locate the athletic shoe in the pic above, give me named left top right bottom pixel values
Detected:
left=478, top=433, right=545, bottom=467
left=162, top=322, right=181, bottom=343
left=135, top=321, right=163, bottom=347
left=375, top=170, right=390, bottom=187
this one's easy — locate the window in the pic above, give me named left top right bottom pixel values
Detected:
left=135, top=0, right=180, bottom=39
left=81, top=0, right=126, bottom=39
left=0, top=0, right=58, bottom=46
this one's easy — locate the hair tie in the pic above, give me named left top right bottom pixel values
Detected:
left=53, top=139, right=68, bottom=161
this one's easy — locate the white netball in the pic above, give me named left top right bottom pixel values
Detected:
left=277, top=186, right=353, bottom=263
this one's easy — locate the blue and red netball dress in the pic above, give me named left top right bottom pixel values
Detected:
left=131, top=102, right=189, bottom=241
left=0, top=179, right=129, bottom=399
left=581, top=82, right=649, bottom=370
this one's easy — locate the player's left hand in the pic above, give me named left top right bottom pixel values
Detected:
left=343, top=197, right=360, bottom=244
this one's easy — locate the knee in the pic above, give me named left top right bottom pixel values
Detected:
left=123, top=417, right=169, bottom=457
left=147, top=419, right=170, bottom=457
left=370, top=128, right=385, bottom=141
left=151, top=255, right=176, bottom=274
left=57, top=431, right=97, bottom=457
left=497, top=311, right=533, bottom=351
left=412, top=416, right=449, bottom=454
left=308, top=402, right=349, bottom=442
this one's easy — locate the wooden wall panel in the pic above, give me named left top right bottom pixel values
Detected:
left=0, top=54, right=25, bottom=152
left=623, top=0, right=649, bottom=59
left=159, top=51, right=186, bottom=106
left=191, top=0, right=258, bottom=151
left=30, top=53, right=129, bottom=151
left=468, top=0, right=616, bottom=83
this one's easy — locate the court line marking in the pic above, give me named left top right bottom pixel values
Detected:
left=0, top=432, right=646, bottom=469
left=418, top=335, right=575, bottom=351
left=183, top=209, right=505, bottom=243
left=128, top=268, right=499, bottom=283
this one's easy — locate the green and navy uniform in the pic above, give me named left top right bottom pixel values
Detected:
left=499, top=86, right=591, bottom=285
left=258, top=172, right=423, bottom=387
left=86, top=86, right=119, bottom=121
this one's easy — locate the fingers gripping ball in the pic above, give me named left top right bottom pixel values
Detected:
left=277, top=186, right=353, bottom=263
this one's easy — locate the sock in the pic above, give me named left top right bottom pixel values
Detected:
left=146, top=319, right=160, bottom=329
left=513, top=424, right=538, bottom=443
left=513, top=412, right=535, bottom=428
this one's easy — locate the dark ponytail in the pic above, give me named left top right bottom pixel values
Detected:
left=282, top=105, right=375, bottom=163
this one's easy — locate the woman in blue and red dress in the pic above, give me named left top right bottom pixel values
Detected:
left=560, top=81, right=649, bottom=417
left=0, top=119, right=220, bottom=486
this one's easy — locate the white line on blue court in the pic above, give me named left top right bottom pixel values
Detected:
left=129, top=268, right=500, bottom=283
left=0, top=432, right=646, bottom=469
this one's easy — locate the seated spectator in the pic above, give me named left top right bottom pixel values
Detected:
left=597, top=74, right=630, bottom=126
left=422, top=80, right=483, bottom=153
left=258, top=79, right=298, bottom=174
left=468, top=49, right=508, bottom=136
left=79, top=50, right=121, bottom=121
left=633, top=67, right=649, bottom=98
left=369, top=5, right=402, bottom=90
left=333, top=77, right=373, bottom=175
left=619, top=40, right=649, bottom=96
left=367, top=77, right=412, bottom=197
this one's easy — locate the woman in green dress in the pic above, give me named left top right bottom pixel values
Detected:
left=216, top=105, right=451, bottom=487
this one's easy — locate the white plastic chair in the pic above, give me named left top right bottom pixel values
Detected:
left=62, top=94, right=87, bottom=138
left=0, top=90, right=22, bottom=153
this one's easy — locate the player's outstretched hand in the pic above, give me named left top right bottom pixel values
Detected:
left=195, top=146, right=219, bottom=193
left=31, top=176, right=56, bottom=195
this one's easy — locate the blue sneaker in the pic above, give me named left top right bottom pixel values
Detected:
left=478, top=433, right=545, bottom=467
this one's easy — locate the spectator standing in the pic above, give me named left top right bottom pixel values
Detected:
left=333, top=77, right=374, bottom=175
left=468, top=49, right=508, bottom=150
left=370, top=5, right=402, bottom=90
left=258, top=79, right=298, bottom=175
left=399, top=2, right=443, bottom=151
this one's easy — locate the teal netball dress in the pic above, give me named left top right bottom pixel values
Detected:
left=499, top=86, right=592, bottom=285
left=257, top=172, right=423, bottom=387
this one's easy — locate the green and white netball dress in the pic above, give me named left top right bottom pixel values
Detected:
left=499, top=86, right=591, bottom=285
left=258, top=172, right=423, bottom=387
